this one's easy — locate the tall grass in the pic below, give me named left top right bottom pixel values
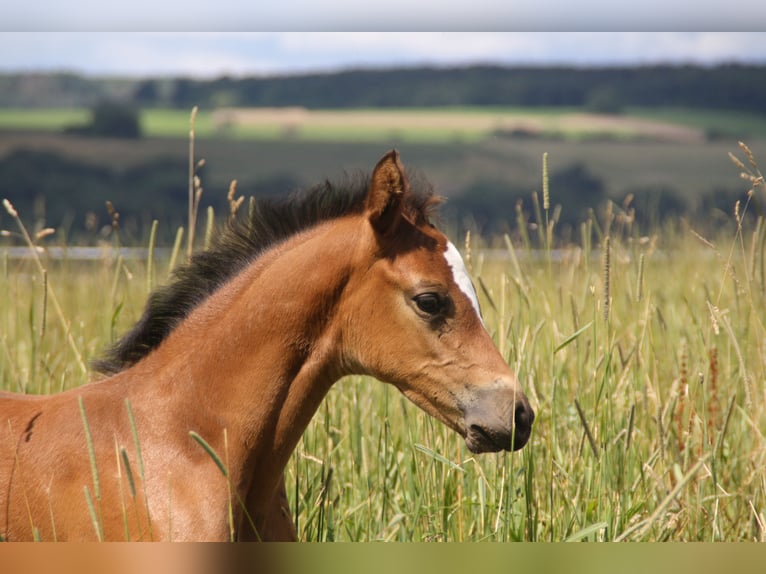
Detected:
left=287, top=144, right=766, bottom=542
left=1, top=145, right=764, bottom=541
left=287, top=225, right=765, bottom=541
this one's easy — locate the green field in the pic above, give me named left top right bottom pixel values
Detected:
left=2, top=127, right=764, bottom=215
left=628, top=107, right=766, bottom=141
left=2, top=142, right=765, bottom=540
left=2, top=107, right=765, bottom=239
left=3, top=106, right=766, bottom=142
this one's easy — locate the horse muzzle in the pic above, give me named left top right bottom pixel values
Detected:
left=463, top=388, right=535, bottom=453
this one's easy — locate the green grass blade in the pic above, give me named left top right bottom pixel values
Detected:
left=413, top=443, right=465, bottom=473
left=204, top=206, right=215, bottom=250
left=125, top=398, right=153, bottom=540
left=121, top=447, right=136, bottom=498
left=78, top=397, right=104, bottom=540
left=83, top=485, right=103, bottom=542
left=554, top=321, right=593, bottom=354
left=564, top=521, right=609, bottom=542
left=189, top=430, right=229, bottom=477
left=78, top=397, right=101, bottom=500
left=146, top=219, right=158, bottom=293
left=168, top=225, right=184, bottom=275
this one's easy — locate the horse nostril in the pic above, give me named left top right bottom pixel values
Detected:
left=514, top=401, right=534, bottom=431
left=511, top=399, right=534, bottom=451
left=514, top=403, right=534, bottom=427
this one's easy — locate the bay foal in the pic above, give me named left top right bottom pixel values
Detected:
left=0, top=151, right=534, bottom=541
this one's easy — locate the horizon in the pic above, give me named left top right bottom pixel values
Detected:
left=2, top=33, right=765, bottom=80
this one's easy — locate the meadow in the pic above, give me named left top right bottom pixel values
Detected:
left=1, top=140, right=764, bottom=541
left=3, top=106, right=766, bottom=142
left=3, top=106, right=764, bottom=229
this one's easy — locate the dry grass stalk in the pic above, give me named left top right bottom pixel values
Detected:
left=675, top=341, right=689, bottom=455
left=227, top=180, right=245, bottom=220
left=707, top=301, right=720, bottom=336
left=575, top=399, right=599, bottom=459
left=739, top=141, right=758, bottom=171
left=40, top=268, right=47, bottom=340
left=515, top=200, right=530, bottom=250
left=464, top=230, right=473, bottom=273
left=542, top=152, right=550, bottom=211
left=2, top=198, right=86, bottom=375
left=728, top=151, right=745, bottom=170
left=204, top=206, right=215, bottom=250
left=603, top=236, right=611, bottom=321
left=636, top=253, right=645, bottom=303
left=187, top=106, right=200, bottom=258
left=707, top=346, right=720, bottom=443
left=732, top=142, right=765, bottom=195
left=105, top=201, right=120, bottom=232
left=691, top=228, right=716, bottom=250
left=35, top=228, right=55, bottom=241
left=657, top=402, right=666, bottom=461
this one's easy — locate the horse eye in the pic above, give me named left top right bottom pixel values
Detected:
left=414, top=293, right=443, bottom=316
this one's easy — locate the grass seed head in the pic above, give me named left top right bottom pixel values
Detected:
left=2, top=198, right=18, bottom=218
left=542, top=152, right=550, bottom=210
left=35, top=228, right=56, bottom=241
left=738, top=141, right=758, bottom=170
left=728, top=152, right=745, bottom=170
left=603, top=236, right=611, bottom=321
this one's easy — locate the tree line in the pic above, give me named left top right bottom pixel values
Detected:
left=1, top=64, right=764, bottom=112
left=0, top=148, right=752, bottom=245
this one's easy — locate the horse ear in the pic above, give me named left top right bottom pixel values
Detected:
left=366, top=149, right=410, bottom=234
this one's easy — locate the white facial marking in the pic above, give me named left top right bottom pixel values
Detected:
left=444, top=241, right=484, bottom=325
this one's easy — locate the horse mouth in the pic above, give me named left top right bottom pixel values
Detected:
left=465, top=423, right=531, bottom=454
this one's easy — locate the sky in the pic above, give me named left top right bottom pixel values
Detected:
left=1, top=33, right=765, bottom=79
left=3, top=1, right=766, bottom=32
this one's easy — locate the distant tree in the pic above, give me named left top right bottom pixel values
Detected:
left=444, top=163, right=608, bottom=237
left=626, top=184, right=688, bottom=227
left=445, top=179, right=529, bottom=236
left=65, top=100, right=141, bottom=138
left=88, top=100, right=141, bottom=138
left=549, top=162, right=608, bottom=223
left=586, top=86, right=624, bottom=114
left=170, top=78, right=199, bottom=108
left=133, top=80, right=158, bottom=105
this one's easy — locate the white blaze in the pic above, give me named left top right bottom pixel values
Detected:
left=444, top=241, right=484, bottom=324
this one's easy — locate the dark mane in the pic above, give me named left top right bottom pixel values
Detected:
left=93, top=171, right=437, bottom=375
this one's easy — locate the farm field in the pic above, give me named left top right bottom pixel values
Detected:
left=1, top=127, right=764, bottom=210
left=2, top=106, right=765, bottom=247
left=3, top=106, right=766, bottom=142
left=2, top=166, right=765, bottom=540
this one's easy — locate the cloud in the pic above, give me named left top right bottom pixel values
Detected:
left=4, top=1, right=766, bottom=31
left=1, top=33, right=764, bottom=78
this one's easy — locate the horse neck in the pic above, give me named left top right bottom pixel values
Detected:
left=134, top=216, right=362, bottom=502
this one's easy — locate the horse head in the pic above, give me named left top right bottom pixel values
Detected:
left=341, top=151, right=534, bottom=452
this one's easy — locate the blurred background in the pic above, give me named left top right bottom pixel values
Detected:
left=1, top=32, right=765, bottom=245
